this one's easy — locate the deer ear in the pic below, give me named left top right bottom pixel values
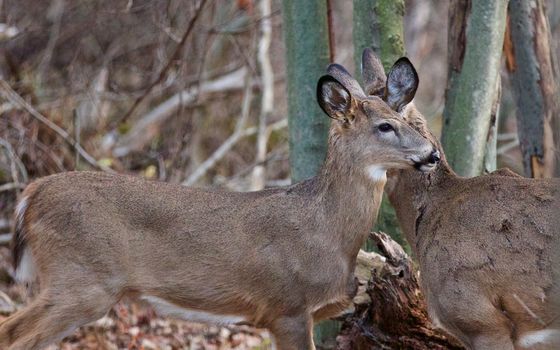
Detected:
left=317, top=75, right=354, bottom=123
left=385, top=57, right=419, bottom=112
left=361, top=48, right=386, bottom=96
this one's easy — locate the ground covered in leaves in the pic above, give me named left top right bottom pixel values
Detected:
left=0, top=247, right=272, bottom=350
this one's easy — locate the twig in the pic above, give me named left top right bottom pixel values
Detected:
left=0, top=233, right=11, bottom=245
left=0, top=79, right=113, bottom=173
left=183, top=75, right=254, bottom=186
left=250, top=0, right=274, bottom=191
left=0, top=183, right=26, bottom=192
left=0, top=137, right=28, bottom=184
left=112, top=68, right=249, bottom=157
left=0, top=219, right=10, bottom=231
left=190, top=119, right=288, bottom=187
left=117, top=0, right=208, bottom=125
left=37, top=0, right=65, bottom=85
left=216, top=144, right=288, bottom=187
left=497, top=139, right=520, bottom=155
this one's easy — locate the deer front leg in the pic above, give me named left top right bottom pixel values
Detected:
left=312, top=298, right=351, bottom=322
left=270, top=314, right=315, bottom=350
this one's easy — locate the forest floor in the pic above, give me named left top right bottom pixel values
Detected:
left=0, top=247, right=272, bottom=350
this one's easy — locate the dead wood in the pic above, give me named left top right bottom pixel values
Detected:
left=337, top=233, right=464, bottom=350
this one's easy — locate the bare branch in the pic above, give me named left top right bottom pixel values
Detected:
left=0, top=233, right=11, bottom=245
left=250, top=0, right=274, bottom=191
left=0, top=80, right=113, bottom=173
left=191, top=119, right=288, bottom=187
left=183, top=76, right=254, bottom=186
left=0, top=137, right=28, bottom=185
left=112, top=68, right=249, bottom=157
left=0, top=183, right=26, bottom=192
left=117, top=0, right=208, bottom=124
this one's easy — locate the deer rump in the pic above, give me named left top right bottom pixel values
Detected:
left=413, top=172, right=560, bottom=349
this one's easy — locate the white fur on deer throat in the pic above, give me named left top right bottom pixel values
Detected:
left=365, top=165, right=387, bottom=182
left=141, top=295, right=245, bottom=325
left=518, top=329, right=560, bottom=348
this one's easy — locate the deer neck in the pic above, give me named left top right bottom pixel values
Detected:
left=312, top=137, right=386, bottom=259
left=385, top=144, right=457, bottom=251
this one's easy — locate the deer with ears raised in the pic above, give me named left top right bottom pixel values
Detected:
left=359, top=48, right=560, bottom=350
left=0, top=61, right=438, bottom=350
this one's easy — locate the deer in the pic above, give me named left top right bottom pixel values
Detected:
left=0, top=61, right=439, bottom=350
left=357, top=48, right=560, bottom=350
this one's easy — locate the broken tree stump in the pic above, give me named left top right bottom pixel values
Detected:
left=336, top=232, right=464, bottom=350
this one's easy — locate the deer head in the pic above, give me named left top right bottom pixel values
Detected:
left=317, top=61, right=440, bottom=179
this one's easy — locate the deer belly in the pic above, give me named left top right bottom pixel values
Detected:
left=141, top=295, right=246, bottom=325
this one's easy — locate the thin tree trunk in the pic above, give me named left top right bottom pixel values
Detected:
left=251, top=0, right=274, bottom=190
left=352, top=0, right=407, bottom=252
left=442, top=0, right=508, bottom=177
left=282, top=0, right=331, bottom=183
left=353, top=0, right=405, bottom=74
left=506, top=0, right=560, bottom=178
left=282, top=0, right=334, bottom=346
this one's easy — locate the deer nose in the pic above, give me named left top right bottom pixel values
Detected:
left=427, top=150, right=440, bottom=164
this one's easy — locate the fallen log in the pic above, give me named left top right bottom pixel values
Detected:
left=337, top=232, right=464, bottom=350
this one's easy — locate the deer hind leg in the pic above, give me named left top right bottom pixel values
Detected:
left=0, top=286, right=117, bottom=350
left=270, top=314, right=315, bottom=350
left=438, top=297, right=515, bottom=350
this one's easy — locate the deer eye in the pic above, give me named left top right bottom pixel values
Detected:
left=378, top=123, right=394, bottom=133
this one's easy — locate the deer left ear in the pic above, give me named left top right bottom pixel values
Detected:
left=317, top=75, right=355, bottom=124
left=385, top=57, right=419, bottom=113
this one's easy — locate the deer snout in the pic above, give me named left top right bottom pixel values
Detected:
left=414, top=149, right=440, bottom=172
left=427, top=150, right=440, bottom=164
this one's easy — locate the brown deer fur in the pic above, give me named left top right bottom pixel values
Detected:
left=361, top=48, right=560, bottom=350
left=0, top=63, right=437, bottom=350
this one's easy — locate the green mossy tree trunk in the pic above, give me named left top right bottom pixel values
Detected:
left=282, top=0, right=331, bottom=183
left=282, top=1, right=335, bottom=347
left=442, top=0, right=508, bottom=177
left=352, top=0, right=407, bottom=252
left=353, top=0, right=405, bottom=77
left=507, top=0, right=560, bottom=178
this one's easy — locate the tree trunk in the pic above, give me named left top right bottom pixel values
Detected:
left=442, top=0, right=508, bottom=177
left=483, top=77, right=501, bottom=173
left=282, top=0, right=335, bottom=346
left=353, top=0, right=405, bottom=75
left=352, top=0, right=407, bottom=252
left=336, top=233, right=465, bottom=350
left=282, top=0, right=331, bottom=183
left=506, top=0, right=560, bottom=178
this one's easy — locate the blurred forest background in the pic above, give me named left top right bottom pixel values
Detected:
left=0, top=0, right=558, bottom=349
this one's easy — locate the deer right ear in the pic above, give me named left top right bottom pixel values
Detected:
left=317, top=75, right=354, bottom=123
left=385, top=57, right=419, bottom=113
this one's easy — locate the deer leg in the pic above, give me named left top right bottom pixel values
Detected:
left=270, top=314, right=315, bottom=350
left=438, top=295, right=515, bottom=350
left=312, top=298, right=351, bottom=322
left=0, top=286, right=117, bottom=350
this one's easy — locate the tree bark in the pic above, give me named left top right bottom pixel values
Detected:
left=442, top=0, right=508, bottom=177
left=282, top=0, right=331, bottom=183
left=506, top=0, right=560, bottom=178
left=282, top=0, right=334, bottom=346
left=353, top=0, right=405, bottom=74
left=336, top=233, right=465, bottom=350
left=352, top=0, right=407, bottom=252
